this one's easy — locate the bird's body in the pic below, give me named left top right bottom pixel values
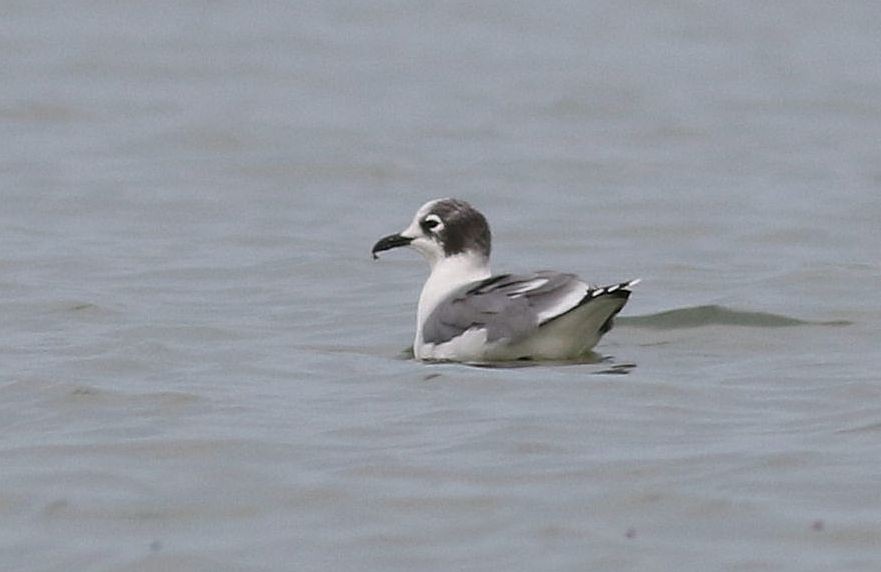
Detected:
left=372, top=199, right=638, bottom=363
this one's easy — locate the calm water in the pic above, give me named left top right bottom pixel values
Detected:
left=3, top=2, right=881, bottom=570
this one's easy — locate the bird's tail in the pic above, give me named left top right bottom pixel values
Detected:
left=585, top=278, right=640, bottom=335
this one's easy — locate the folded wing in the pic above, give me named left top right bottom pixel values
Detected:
left=422, top=271, right=594, bottom=345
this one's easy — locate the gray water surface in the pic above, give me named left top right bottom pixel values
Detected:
left=3, top=2, right=881, bottom=571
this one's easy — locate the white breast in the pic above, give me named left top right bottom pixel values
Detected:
left=414, top=252, right=491, bottom=352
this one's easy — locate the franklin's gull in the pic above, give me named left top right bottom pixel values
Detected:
left=372, top=198, right=638, bottom=362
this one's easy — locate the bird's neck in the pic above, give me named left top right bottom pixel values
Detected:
left=416, top=252, right=491, bottom=335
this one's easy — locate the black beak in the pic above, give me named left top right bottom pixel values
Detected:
left=371, top=233, right=413, bottom=259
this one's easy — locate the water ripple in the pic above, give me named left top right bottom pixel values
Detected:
left=619, top=305, right=852, bottom=330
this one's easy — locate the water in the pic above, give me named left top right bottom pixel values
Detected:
left=2, top=2, right=881, bottom=570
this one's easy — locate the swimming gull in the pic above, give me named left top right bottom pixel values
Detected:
left=372, top=198, right=638, bottom=362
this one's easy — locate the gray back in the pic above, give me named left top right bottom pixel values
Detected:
left=422, top=271, right=589, bottom=345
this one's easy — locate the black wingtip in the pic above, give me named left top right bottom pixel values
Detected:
left=588, top=279, right=641, bottom=300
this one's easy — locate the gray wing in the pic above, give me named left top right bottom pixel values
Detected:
left=422, top=271, right=591, bottom=345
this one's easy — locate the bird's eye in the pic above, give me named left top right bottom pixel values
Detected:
left=422, top=215, right=442, bottom=231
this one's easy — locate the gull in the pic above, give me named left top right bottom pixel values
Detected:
left=371, top=198, right=638, bottom=362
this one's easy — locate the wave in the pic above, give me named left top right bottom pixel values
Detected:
left=617, top=305, right=852, bottom=330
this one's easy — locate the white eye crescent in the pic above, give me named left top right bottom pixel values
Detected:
left=423, top=214, right=444, bottom=232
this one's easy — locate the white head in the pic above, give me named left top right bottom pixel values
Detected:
left=372, top=198, right=492, bottom=269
